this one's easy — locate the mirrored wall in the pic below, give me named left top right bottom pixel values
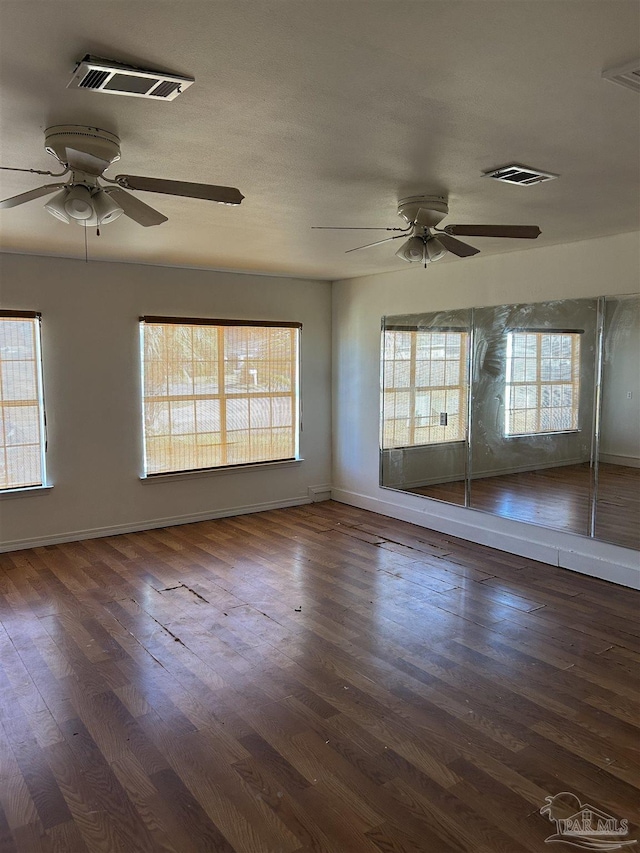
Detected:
left=381, top=295, right=639, bottom=551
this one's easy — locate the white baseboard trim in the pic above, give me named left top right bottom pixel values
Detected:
left=599, top=453, right=640, bottom=468
left=0, top=495, right=312, bottom=553
left=559, top=549, right=640, bottom=590
left=307, top=484, right=333, bottom=502
left=331, top=487, right=640, bottom=589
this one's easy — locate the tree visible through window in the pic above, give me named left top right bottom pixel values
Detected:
left=382, top=328, right=468, bottom=449
left=0, top=312, right=46, bottom=490
left=505, top=330, right=581, bottom=436
left=141, top=318, right=300, bottom=475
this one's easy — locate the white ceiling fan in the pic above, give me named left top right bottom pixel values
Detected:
left=314, top=196, right=541, bottom=265
left=0, top=125, right=244, bottom=228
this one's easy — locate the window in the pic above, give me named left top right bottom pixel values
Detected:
left=0, top=312, right=46, bottom=490
left=505, top=330, right=581, bottom=436
left=140, top=317, right=300, bottom=475
left=382, top=328, right=469, bottom=449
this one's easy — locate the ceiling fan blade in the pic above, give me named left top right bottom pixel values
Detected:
left=0, top=182, right=67, bottom=210
left=114, top=175, right=244, bottom=205
left=312, top=226, right=410, bottom=231
left=104, top=187, right=168, bottom=227
left=437, top=233, right=480, bottom=258
left=345, top=234, right=408, bottom=253
left=65, top=148, right=111, bottom=176
left=444, top=224, right=541, bottom=239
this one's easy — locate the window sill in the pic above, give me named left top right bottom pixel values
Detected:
left=140, top=458, right=305, bottom=484
left=382, top=440, right=466, bottom=451
left=505, top=429, right=581, bottom=438
left=0, top=485, right=53, bottom=500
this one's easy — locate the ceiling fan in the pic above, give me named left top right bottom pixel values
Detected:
left=313, top=196, right=541, bottom=265
left=0, top=125, right=244, bottom=228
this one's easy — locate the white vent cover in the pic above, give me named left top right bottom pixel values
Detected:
left=67, top=56, right=194, bottom=101
left=483, top=164, right=558, bottom=186
left=603, top=59, right=640, bottom=93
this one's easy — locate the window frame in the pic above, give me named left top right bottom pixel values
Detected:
left=0, top=310, right=48, bottom=493
left=504, top=328, right=582, bottom=438
left=381, top=325, right=469, bottom=450
left=139, top=316, right=302, bottom=478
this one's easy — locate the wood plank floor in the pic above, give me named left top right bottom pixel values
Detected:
left=410, top=462, right=640, bottom=550
left=0, top=501, right=638, bottom=853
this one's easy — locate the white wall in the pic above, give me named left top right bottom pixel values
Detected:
left=0, top=253, right=332, bottom=549
left=332, top=232, right=640, bottom=588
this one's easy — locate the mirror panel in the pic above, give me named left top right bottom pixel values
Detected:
left=596, top=295, right=640, bottom=549
left=381, top=310, right=470, bottom=506
left=468, top=299, right=598, bottom=537
left=380, top=294, right=639, bottom=551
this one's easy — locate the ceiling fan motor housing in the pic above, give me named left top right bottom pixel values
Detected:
left=397, top=195, right=448, bottom=227
left=45, top=125, right=121, bottom=171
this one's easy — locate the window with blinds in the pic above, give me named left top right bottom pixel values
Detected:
left=0, top=312, right=46, bottom=490
left=382, top=328, right=469, bottom=448
left=505, top=330, right=581, bottom=436
left=140, top=318, right=301, bottom=475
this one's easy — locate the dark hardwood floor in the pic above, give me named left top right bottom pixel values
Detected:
left=0, top=501, right=638, bottom=852
left=410, top=462, right=640, bottom=550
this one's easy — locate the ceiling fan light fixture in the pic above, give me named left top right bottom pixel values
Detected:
left=44, top=189, right=71, bottom=223
left=396, top=235, right=425, bottom=263
left=63, top=185, right=94, bottom=220
left=92, top=189, right=123, bottom=224
left=425, top=236, right=447, bottom=262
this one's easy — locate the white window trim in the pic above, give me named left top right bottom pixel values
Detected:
left=139, top=317, right=302, bottom=477
left=0, top=312, right=48, bottom=492
left=0, top=484, right=53, bottom=499
left=139, top=457, right=304, bottom=483
left=382, top=327, right=469, bottom=450
left=504, top=329, right=582, bottom=438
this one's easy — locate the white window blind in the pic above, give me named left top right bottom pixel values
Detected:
left=382, top=328, right=469, bottom=449
left=505, top=331, right=581, bottom=436
left=0, top=312, right=46, bottom=490
left=141, top=318, right=300, bottom=475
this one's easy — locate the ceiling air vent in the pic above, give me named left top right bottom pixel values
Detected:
left=483, top=164, right=558, bottom=186
left=79, top=69, right=110, bottom=90
left=602, top=59, right=640, bottom=93
left=67, top=55, right=194, bottom=101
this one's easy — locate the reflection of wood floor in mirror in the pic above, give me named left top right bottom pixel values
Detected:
left=408, top=463, right=639, bottom=551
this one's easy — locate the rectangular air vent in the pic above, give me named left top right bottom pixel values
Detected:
left=68, top=55, right=194, bottom=101
left=483, top=164, right=558, bottom=186
left=603, top=59, right=640, bottom=93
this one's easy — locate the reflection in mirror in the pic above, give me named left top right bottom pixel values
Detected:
left=381, top=310, right=471, bottom=506
left=468, top=299, right=598, bottom=537
left=596, top=295, right=640, bottom=550
left=380, top=295, right=639, bottom=551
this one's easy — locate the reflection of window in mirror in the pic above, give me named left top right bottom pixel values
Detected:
left=382, top=328, right=468, bottom=448
left=505, top=330, right=581, bottom=436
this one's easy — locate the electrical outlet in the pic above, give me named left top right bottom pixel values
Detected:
left=627, top=391, right=633, bottom=399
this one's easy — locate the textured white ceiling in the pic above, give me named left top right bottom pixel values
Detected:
left=0, top=0, right=638, bottom=280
